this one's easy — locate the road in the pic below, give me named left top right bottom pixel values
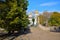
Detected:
left=15, top=27, right=60, bottom=40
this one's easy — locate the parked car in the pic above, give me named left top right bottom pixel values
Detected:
left=50, top=26, right=60, bottom=32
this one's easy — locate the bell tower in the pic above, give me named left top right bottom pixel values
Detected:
left=34, top=10, right=39, bottom=26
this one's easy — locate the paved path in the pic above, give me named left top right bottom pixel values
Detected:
left=38, top=24, right=50, bottom=30
left=15, top=27, right=60, bottom=40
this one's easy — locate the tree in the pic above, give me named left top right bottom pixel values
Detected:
left=32, top=18, right=35, bottom=25
left=0, top=0, right=29, bottom=33
left=43, top=11, right=52, bottom=26
left=39, top=14, right=45, bottom=25
left=48, top=12, right=60, bottom=27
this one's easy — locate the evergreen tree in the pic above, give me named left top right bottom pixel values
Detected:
left=0, top=0, right=29, bottom=33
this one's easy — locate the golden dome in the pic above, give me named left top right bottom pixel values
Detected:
left=34, top=10, right=39, bottom=14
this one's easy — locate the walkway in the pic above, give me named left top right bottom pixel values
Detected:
left=15, top=27, right=60, bottom=40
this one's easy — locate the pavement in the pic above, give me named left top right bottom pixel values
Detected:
left=38, top=24, right=50, bottom=31
left=14, top=27, right=60, bottom=40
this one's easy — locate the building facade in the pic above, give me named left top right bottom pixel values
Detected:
left=28, top=11, right=39, bottom=26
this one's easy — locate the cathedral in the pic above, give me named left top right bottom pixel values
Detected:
left=28, top=10, right=39, bottom=26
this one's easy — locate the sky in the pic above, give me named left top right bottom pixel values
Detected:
left=27, top=0, right=60, bottom=13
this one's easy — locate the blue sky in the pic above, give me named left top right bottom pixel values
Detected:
left=27, top=0, right=60, bottom=13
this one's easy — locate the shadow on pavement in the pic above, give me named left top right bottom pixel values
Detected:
left=0, top=30, right=31, bottom=40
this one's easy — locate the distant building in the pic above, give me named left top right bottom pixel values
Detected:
left=34, top=10, right=39, bottom=26
left=28, top=10, right=39, bottom=26
left=28, top=13, right=33, bottom=26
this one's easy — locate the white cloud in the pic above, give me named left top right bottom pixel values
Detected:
left=40, top=2, right=59, bottom=6
left=40, top=10, right=60, bottom=14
